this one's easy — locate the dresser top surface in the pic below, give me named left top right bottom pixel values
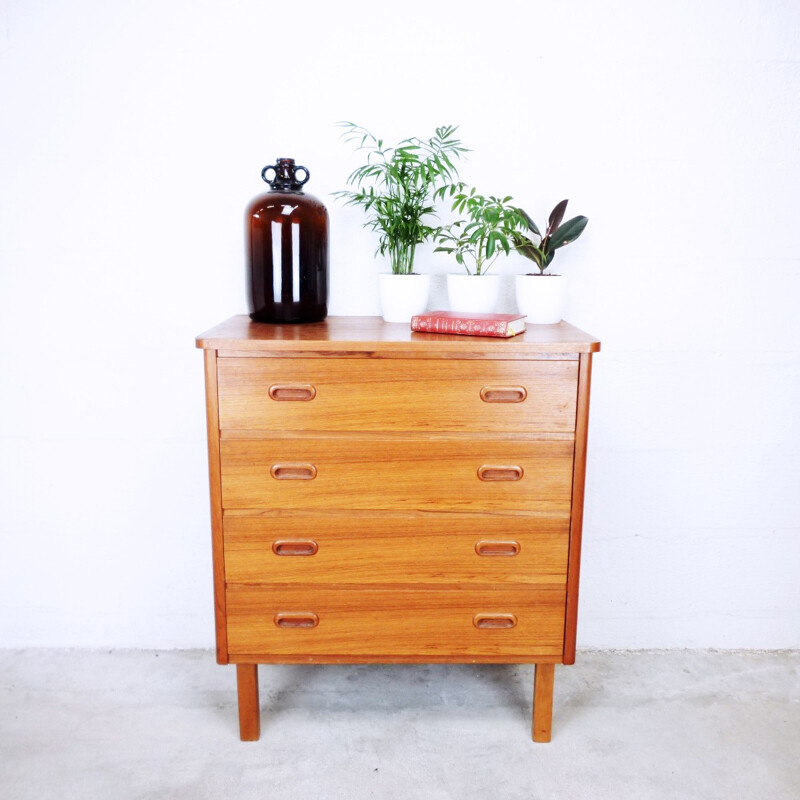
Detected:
left=196, top=316, right=600, bottom=355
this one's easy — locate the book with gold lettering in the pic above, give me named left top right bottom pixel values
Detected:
left=410, top=311, right=526, bottom=338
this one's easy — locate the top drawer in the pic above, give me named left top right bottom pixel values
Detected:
left=217, top=358, right=578, bottom=434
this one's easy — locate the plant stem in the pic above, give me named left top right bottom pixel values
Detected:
left=391, top=243, right=416, bottom=274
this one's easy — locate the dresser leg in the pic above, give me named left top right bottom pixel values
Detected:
left=532, top=663, right=555, bottom=742
left=236, top=664, right=261, bottom=741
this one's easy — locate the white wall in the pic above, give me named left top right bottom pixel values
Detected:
left=1, top=0, right=798, bottom=649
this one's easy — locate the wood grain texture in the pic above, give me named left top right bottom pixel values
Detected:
left=236, top=664, right=260, bottom=741
left=217, top=358, right=578, bottom=433
left=221, top=430, right=574, bottom=443
left=220, top=437, right=574, bottom=513
left=563, top=353, right=593, bottom=665
left=223, top=511, right=569, bottom=587
left=197, top=316, right=599, bottom=740
left=228, top=653, right=563, bottom=665
left=216, top=349, right=579, bottom=362
left=203, top=349, right=228, bottom=664
left=226, top=586, right=566, bottom=658
left=532, top=663, right=555, bottom=742
left=196, top=315, right=601, bottom=356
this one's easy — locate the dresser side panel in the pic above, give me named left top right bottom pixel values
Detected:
left=204, top=348, right=229, bottom=663
left=563, top=352, right=593, bottom=664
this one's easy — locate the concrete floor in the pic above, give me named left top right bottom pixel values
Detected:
left=0, top=650, right=797, bottom=799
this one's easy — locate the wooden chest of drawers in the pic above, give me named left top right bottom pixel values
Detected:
left=196, top=315, right=600, bottom=741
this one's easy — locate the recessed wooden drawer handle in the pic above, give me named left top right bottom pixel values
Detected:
left=270, top=463, right=317, bottom=480
left=480, top=385, right=528, bottom=403
left=274, top=612, right=319, bottom=629
left=475, top=540, right=521, bottom=557
left=473, top=614, right=518, bottom=630
left=268, top=383, right=316, bottom=401
left=272, top=539, right=319, bottom=556
left=477, top=465, right=524, bottom=481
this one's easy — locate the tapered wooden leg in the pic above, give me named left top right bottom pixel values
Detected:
left=236, top=664, right=260, bottom=741
left=532, top=663, right=555, bottom=742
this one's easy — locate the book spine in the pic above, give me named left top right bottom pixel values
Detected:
left=410, top=316, right=511, bottom=337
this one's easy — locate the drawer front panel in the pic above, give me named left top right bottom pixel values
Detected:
left=217, top=358, right=578, bottom=433
left=226, top=586, right=566, bottom=658
left=220, top=438, right=575, bottom=512
left=224, top=512, right=570, bottom=587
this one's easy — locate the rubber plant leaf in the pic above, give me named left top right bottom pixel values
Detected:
left=514, top=237, right=539, bottom=262
left=549, top=216, right=589, bottom=250
left=545, top=200, right=569, bottom=238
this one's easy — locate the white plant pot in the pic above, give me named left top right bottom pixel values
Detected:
left=446, top=274, right=501, bottom=314
left=515, top=274, right=568, bottom=324
left=378, top=273, right=431, bottom=323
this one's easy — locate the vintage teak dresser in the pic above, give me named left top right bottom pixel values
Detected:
left=196, top=315, right=600, bottom=742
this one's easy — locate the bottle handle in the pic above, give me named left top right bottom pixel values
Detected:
left=261, top=162, right=310, bottom=188
left=261, top=164, right=277, bottom=185
left=292, top=165, right=310, bottom=185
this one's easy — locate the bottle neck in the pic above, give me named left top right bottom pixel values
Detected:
left=272, top=158, right=297, bottom=188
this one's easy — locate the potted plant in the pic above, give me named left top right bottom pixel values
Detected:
left=513, top=199, right=588, bottom=324
left=434, top=186, right=526, bottom=313
left=335, top=122, right=466, bottom=322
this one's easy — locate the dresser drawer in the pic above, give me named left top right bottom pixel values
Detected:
left=226, top=586, right=566, bottom=659
left=224, top=511, right=569, bottom=587
left=217, top=358, right=578, bottom=434
left=220, top=437, right=575, bottom=513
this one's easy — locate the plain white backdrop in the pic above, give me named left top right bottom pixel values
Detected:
left=0, top=0, right=798, bottom=649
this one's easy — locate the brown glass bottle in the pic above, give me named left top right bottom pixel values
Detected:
left=246, top=158, right=329, bottom=323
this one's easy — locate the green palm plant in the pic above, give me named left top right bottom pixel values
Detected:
left=513, top=199, right=588, bottom=274
left=334, top=122, right=467, bottom=274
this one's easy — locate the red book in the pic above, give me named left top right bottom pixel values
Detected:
left=410, top=311, right=526, bottom=338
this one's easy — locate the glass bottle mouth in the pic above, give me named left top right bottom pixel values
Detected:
left=275, top=158, right=295, bottom=183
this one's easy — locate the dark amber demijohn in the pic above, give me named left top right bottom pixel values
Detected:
left=246, top=157, right=329, bottom=323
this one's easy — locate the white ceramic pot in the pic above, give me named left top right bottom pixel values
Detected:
left=378, top=273, right=431, bottom=323
left=515, top=274, right=568, bottom=324
left=446, top=274, right=501, bottom=314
